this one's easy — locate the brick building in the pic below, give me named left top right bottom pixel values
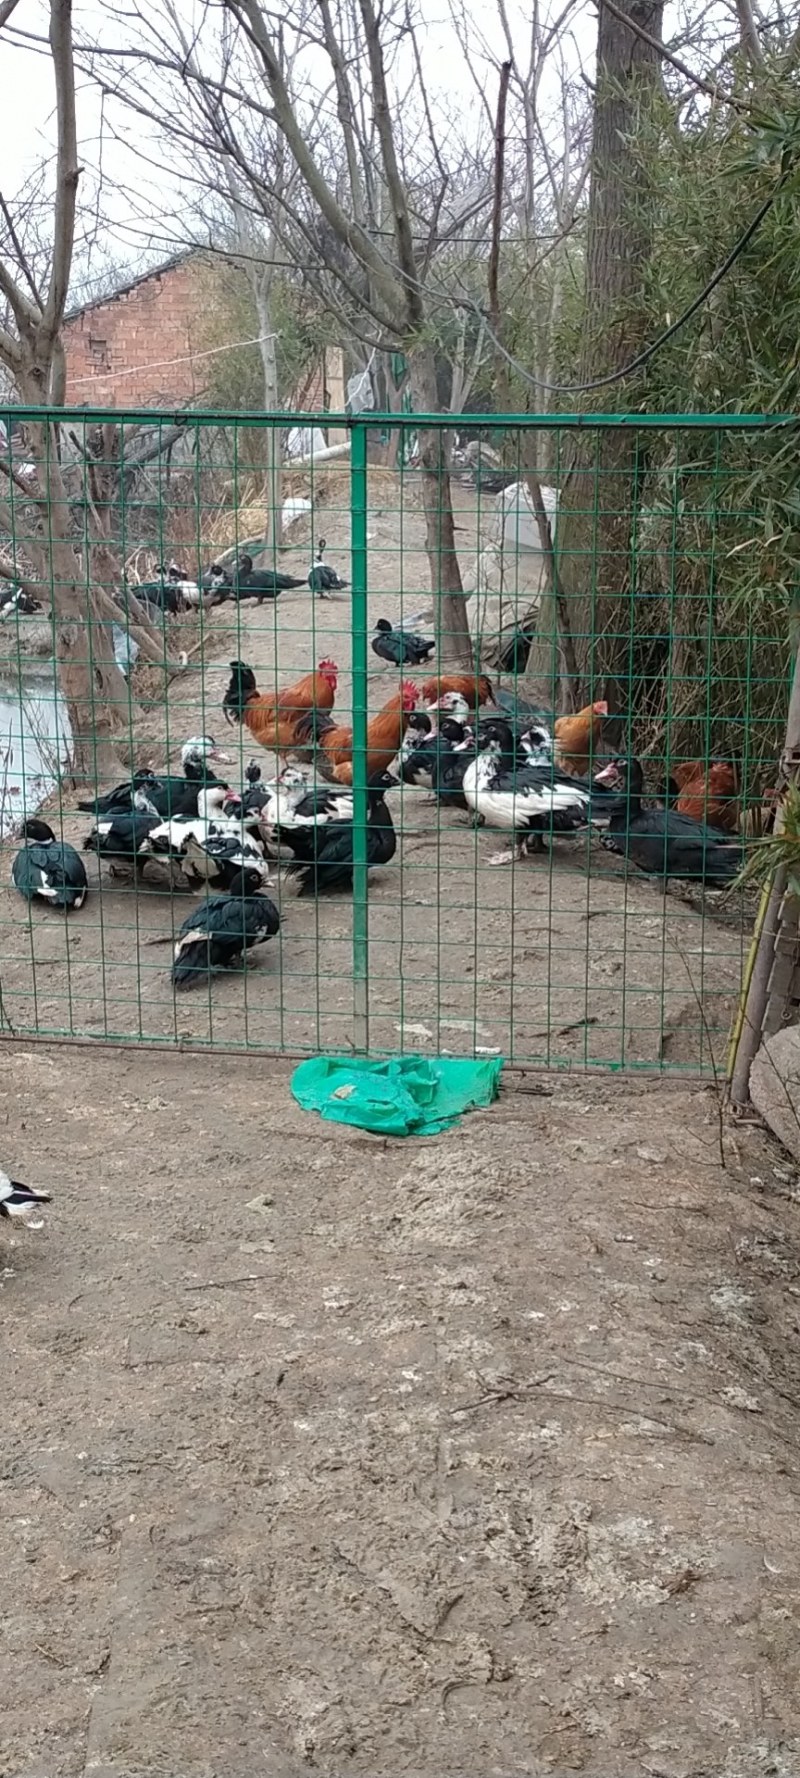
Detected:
left=63, top=253, right=210, bottom=407
left=63, top=253, right=347, bottom=429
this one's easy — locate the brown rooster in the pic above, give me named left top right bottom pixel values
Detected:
left=669, top=759, right=739, bottom=832
left=554, top=700, right=610, bottom=777
left=222, top=658, right=338, bottom=755
left=318, top=681, right=419, bottom=784
left=421, top=672, right=495, bottom=711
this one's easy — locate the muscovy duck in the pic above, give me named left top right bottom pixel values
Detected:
left=171, top=868, right=281, bottom=990
left=398, top=710, right=434, bottom=785
left=594, top=758, right=744, bottom=884
left=0, top=1166, right=51, bottom=1227
left=430, top=720, right=479, bottom=811
left=138, top=785, right=244, bottom=870
left=231, top=553, right=306, bottom=602
left=372, top=619, right=436, bottom=667
left=308, top=539, right=349, bottom=596
left=83, top=810, right=162, bottom=873
left=12, top=819, right=88, bottom=909
left=182, top=827, right=271, bottom=891
left=78, top=736, right=230, bottom=820
left=463, top=718, right=596, bottom=863
left=282, top=771, right=398, bottom=896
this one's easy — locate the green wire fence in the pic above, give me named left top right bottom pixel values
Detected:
left=0, top=404, right=790, bottom=1072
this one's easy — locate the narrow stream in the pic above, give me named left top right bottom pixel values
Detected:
left=0, top=665, right=72, bottom=837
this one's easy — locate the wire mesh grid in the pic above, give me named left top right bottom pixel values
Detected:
left=0, top=405, right=787, bottom=1072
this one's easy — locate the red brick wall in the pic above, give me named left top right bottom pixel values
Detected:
left=63, top=259, right=205, bottom=408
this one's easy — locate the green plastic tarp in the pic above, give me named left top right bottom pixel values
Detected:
left=290, top=1052, right=503, bottom=1136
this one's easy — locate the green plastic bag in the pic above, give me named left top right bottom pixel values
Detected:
left=290, top=1053, right=503, bottom=1136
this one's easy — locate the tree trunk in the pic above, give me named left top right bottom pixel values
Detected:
left=255, top=285, right=283, bottom=548
left=409, top=346, right=472, bottom=667
left=523, top=0, right=664, bottom=711
left=30, top=420, right=131, bottom=783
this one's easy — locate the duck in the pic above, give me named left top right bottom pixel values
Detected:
left=593, top=758, right=744, bottom=884
left=137, top=785, right=245, bottom=871
left=171, top=868, right=281, bottom=990
left=201, top=563, right=234, bottom=605
left=83, top=810, right=162, bottom=874
left=462, top=718, right=595, bottom=864
left=231, top=553, right=306, bottom=602
left=12, top=819, right=88, bottom=909
left=78, top=737, right=231, bottom=821
left=398, top=711, right=436, bottom=786
left=372, top=618, right=436, bottom=667
left=269, top=778, right=355, bottom=835
left=130, top=562, right=191, bottom=615
left=282, top=771, right=398, bottom=896
left=181, top=827, right=272, bottom=891
left=400, top=715, right=473, bottom=795
left=0, top=1166, right=51, bottom=1227
left=308, top=539, right=349, bottom=597
left=430, top=719, right=479, bottom=811
left=0, top=584, right=42, bottom=620
left=258, top=766, right=317, bottom=836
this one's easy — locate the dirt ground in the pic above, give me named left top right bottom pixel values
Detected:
left=2, top=473, right=800, bottom=1775
left=4, top=1047, right=800, bottom=1777
left=0, top=471, right=750, bottom=1072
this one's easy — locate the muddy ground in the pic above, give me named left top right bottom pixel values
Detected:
left=3, top=1049, right=800, bottom=1777
left=0, top=472, right=750, bottom=1071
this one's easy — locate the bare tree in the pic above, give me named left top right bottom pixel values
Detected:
left=80, top=0, right=495, bottom=663
left=0, top=0, right=184, bottom=781
left=523, top=0, right=665, bottom=709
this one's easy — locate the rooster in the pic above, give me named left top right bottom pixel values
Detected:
left=317, top=682, right=419, bottom=784
left=222, top=658, right=338, bottom=756
left=421, top=672, right=495, bottom=711
left=554, top=700, right=610, bottom=778
left=668, top=759, right=739, bottom=833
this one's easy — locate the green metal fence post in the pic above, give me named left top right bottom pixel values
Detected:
left=350, top=419, right=369, bottom=1052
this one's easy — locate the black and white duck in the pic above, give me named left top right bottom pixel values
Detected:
left=0, top=1165, right=51, bottom=1228
left=137, top=785, right=245, bottom=871
left=231, top=553, right=306, bottom=602
left=83, top=810, right=162, bottom=874
left=281, top=771, right=398, bottom=896
left=594, top=758, right=744, bottom=884
left=398, top=711, right=437, bottom=789
left=462, top=718, right=596, bottom=863
left=308, top=539, right=349, bottom=597
left=171, top=868, right=281, bottom=990
left=430, top=719, right=479, bottom=811
left=12, top=819, right=88, bottom=910
left=78, top=736, right=231, bottom=821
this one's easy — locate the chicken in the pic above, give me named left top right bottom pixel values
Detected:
left=554, top=700, right=609, bottom=777
left=222, top=657, right=338, bottom=756
left=421, top=672, right=495, bottom=711
left=317, top=682, right=419, bottom=785
left=668, top=759, right=739, bottom=832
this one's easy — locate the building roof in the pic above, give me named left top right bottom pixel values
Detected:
left=64, top=251, right=198, bottom=323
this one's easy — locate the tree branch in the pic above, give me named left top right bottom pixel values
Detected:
left=598, top=0, right=750, bottom=110
left=487, top=59, right=511, bottom=351
left=226, top=0, right=404, bottom=323
left=734, top=0, right=765, bottom=64
left=356, top=0, right=420, bottom=327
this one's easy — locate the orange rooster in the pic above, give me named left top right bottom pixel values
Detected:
left=421, top=672, right=495, bottom=710
left=318, top=681, right=419, bottom=785
left=554, top=700, right=610, bottom=777
left=668, top=759, right=739, bottom=832
left=222, top=658, right=338, bottom=755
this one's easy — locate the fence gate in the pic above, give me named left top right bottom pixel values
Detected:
left=0, top=407, right=783, bottom=1074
